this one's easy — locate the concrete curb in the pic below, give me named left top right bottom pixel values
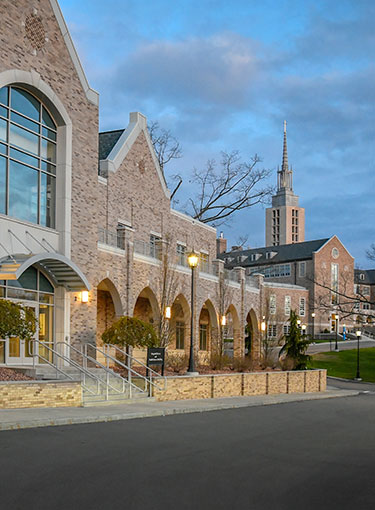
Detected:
left=0, top=389, right=359, bottom=432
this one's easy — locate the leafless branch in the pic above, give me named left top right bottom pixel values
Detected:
left=187, top=151, right=274, bottom=226
left=148, top=121, right=182, bottom=172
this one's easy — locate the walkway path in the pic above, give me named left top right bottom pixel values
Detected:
left=0, top=387, right=357, bottom=431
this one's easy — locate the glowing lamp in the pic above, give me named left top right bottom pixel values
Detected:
left=81, top=291, right=89, bottom=303
left=221, top=315, right=226, bottom=326
left=165, top=306, right=171, bottom=319
left=260, top=321, right=266, bottom=332
left=187, top=251, right=199, bottom=268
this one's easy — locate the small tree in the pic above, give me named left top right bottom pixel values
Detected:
left=279, top=310, right=310, bottom=370
left=0, top=299, right=36, bottom=340
left=102, top=316, right=159, bottom=349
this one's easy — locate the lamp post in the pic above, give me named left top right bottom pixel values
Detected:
left=334, top=314, right=339, bottom=352
left=355, top=330, right=362, bottom=381
left=311, top=312, right=315, bottom=341
left=187, top=251, right=199, bottom=374
left=260, top=318, right=266, bottom=359
left=302, top=324, right=306, bottom=336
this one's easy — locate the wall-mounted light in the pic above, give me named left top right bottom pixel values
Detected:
left=260, top=321, right=266, bottom=332
left=311, top=312, right=316, bottom=318
left=165, top=306, right=171, bottom=319
left=81, top=291, right=89, bottom=303
left=221, top=315, right=226, bottom=326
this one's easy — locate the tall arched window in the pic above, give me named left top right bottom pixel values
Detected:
left=0, top=86, right=56, bottom=228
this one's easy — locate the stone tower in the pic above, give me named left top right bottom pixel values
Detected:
left=265, top=121, right=305, bottom=246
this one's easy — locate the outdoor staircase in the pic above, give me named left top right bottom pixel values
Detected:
left=28, top=340, right=165, bottom=406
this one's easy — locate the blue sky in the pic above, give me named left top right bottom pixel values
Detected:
left=60, top=0, right=374, bottom=267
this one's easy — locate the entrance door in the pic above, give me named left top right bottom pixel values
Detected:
left=6, top=304, right=38, bottom=366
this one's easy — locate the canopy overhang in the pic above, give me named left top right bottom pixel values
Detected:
left=0, top=253, right=90, bottom=292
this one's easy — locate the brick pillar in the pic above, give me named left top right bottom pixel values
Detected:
left=234, top=266, right=246, bottom=359
left=252, top=273, right=265, bottom=363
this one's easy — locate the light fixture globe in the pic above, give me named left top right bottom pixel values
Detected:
left=187, top=251, right=199, bottom=268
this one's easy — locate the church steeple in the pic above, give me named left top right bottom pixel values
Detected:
left=277, top=120, right=293, bottom=191
left=266, top=120, right=305, bottom=246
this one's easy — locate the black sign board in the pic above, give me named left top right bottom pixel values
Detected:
left=147, top=347, right=165, bottom=366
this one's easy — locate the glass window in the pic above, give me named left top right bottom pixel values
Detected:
left=10, top=147, right=39, bottom=168
left=200, top=253, right=209, bottom=273
left=11, top=88, right=40, bottom=121
left=42, top=106, right=56, bottom=129
left=9, top=160, right=38, bottom=224
left=0, top=118, right=7, bottom=142
left=199, top=324, right=208, bottom=350
left=41, top=138, right=56, bottom=163
left=10, top=123, right=39, bottom=155
left=299, top=297, right=306, bottom=316
left=0, top=156, right=5, bottom=214
left=40, top=172, right=56, bottom=227
left=269, top=294, right=276, bottom=315
left=0, top=87, right=57, bottom=228
left=0, top=86, right=8, bottom=106
left=39, top=271, right=54, bottom=293
left=176, top=244, right=186, bottom=266
left=0, top=105, right=7, bottom=118
left=11, top=111, right=39, bottom=133
left=299, top=262, right=306, bottom=277
left=175, top=321, right=185, bottom=350
left=285, top=296, right=291, bottom=315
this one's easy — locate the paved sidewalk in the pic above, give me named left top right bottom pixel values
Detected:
left=0, top=387, right=359, bottom=431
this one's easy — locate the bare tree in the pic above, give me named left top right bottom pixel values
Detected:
left=154, top=235, right=180, bottom=348
left=148, top=121, right=182, bottom=172
left=188, top=151, right=273, bottom=226
left=366, top=244, right=375, bottom=261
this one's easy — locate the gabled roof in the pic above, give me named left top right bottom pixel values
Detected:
left=354, top=269, right=375, bottom=285
left=99, top=129, right=125, bottom=161
left=99, top=112, right=170, bottom=199
left=219, top=238, right=330, bottom=268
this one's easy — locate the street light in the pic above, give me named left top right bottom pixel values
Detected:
left=187, top=251, right=199, bottom=374
left=355, top=330, right=362, bottom=381
left=302, top=324, right=306, bottom=335
left=334, top=314, right=339, bottom=352
left=311, top=312, right=315, bottom=340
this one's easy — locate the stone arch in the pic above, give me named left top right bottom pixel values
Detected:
left=245, top=308, right=259, bottom=361
left=170, top=293, right=190, bottom=351
left=133, top=286, right=160, bottom=325
left=96, top=278, right=123, bottom=350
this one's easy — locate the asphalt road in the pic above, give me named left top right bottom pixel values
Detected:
left=308, top=337, right=375, bottom=354
left=2, top=391, right=375, bottom=510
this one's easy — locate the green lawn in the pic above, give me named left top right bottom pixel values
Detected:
left=310, top=347, right=375, bottom=382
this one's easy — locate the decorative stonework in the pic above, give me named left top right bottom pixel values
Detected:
left=25, top=13, right=46, bottom=51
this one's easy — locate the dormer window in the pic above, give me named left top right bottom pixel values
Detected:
left=360, top=273, right=365, bottom=281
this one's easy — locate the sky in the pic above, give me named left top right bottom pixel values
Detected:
left=59, top=0, right=374, bottom=268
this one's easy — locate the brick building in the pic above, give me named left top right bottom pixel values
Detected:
left=0, top=0, right=311, bottom=368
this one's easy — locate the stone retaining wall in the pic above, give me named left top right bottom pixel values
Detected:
left=0, top=381, right=82, bottom=409
left=153, top=369, right=326, bottom=402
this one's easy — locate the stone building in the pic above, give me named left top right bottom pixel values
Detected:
left=0, top=0, right=311, bottom=368
left=354, top=269, right=375, bottom=323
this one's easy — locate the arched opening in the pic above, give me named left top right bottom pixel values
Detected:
left=198, top=299, right=219, bottom=363
left=224, top=304, right=241, bottom=358
left=133, top=287, right=159, bottom=325
left=170, top=294, right=190, bottom=351
left=246, top=309, right=259, bottom=360
left=96, top=278, right=123, bottom=349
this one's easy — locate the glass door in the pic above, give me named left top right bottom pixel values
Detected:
left=6, top=304, right=38, bottom=365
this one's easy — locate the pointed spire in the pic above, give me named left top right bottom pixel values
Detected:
left=282, top=120, right=288, bottom=172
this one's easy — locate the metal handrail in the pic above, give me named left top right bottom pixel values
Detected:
left=56, top=342, right=131, bottom=398
left=82, top=343, right=146, bottom=398
left=105, top=344, right=166, bottom=390
left=30, top=339, right=99, bottom=395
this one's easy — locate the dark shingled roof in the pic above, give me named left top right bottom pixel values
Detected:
left=219, top=238, right=330, bottom=268
left=99, top=129, right=125, bottom=161
left=354, top=269, right=375, bottom=285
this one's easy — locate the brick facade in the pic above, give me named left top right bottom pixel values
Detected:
left=0, top=0, right=311, bottom=367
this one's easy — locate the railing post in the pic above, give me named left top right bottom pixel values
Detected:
left=106, top=372, right=109, bottom=401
